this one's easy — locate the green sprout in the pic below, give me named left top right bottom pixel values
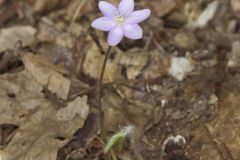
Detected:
left=104, top=125, right=135, bottom=159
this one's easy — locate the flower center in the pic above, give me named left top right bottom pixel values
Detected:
left=115, top=15, right=125, bottom=25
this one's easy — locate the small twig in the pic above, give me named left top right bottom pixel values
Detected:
left=153, top=38, right=165, bottom=54
left=143, top=31, right=153, bottom=51
left=97, top=46, right=112, bottom=139
left=69, top=0, right=87, bottom=30
left=69, top=76, right=165, bottom=100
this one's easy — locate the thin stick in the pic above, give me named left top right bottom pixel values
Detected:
left=70, top=0, right=87, bottom=30
left=97, top=46, right=112, bottom=139
left=69, top=75, right=167, bottom=100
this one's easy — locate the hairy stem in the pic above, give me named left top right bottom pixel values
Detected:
left=97, top=46, right=112, bottom=139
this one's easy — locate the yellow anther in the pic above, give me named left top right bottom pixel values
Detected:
left=115, top=15, right=125, bottom=25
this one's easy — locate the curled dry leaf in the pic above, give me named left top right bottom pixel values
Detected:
left=0, top=73, right=43, bottom=125
left=83, top=41, right=121, bottom=82
left=36, top=19, right=61, bottom=42
left=174, top=31, right=198, bottom=50
left=102, top=91, right=128, bottom=131
left=36, top=19, right=74, bottom=67
left=3, top=95, right=89, bottom=160
left=150, top=0, right=178, bottom=17
left=30, top=0, right=69, bottom=14
left=142, top=50, right=167, bottom=79
left=0, top=62, right=89, bottom=160
left=66, top=0, right=92, bottom=22
left=22, top=54, right=71, bottom=100
left=119, top=49, right=149, bottom=79
left=0, top=26, right=36, bottom=52
left=230, top=0, right=240, bottom=18
left=102, top=90, right=162, bottom=131
left=57, top=96, right=89, bottom=121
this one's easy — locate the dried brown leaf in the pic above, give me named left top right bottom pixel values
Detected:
left=0, top=26, right=36, bottom=52
left=0, top=51, right=90, bottom=160
left=22, top=54, right=71, bottom=100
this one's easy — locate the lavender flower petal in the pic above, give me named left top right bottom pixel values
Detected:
left=126, top=9, right=151, bottom=24
left=124, top=23, right=142, bottom=39
left=118, top=0, right=134, bottom=15
left=108, top=26, right=124, bottom=46
left=99, top=1, right=118, bottom=17
left=91, top=17, right=116, bottom=31
left=92, top=0, right=150, bottom=45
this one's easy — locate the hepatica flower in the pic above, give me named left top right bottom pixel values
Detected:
left=91, top=0, right=151, bottom=46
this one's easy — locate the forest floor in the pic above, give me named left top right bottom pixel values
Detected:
left=0, top=0, right=240, bottom=160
